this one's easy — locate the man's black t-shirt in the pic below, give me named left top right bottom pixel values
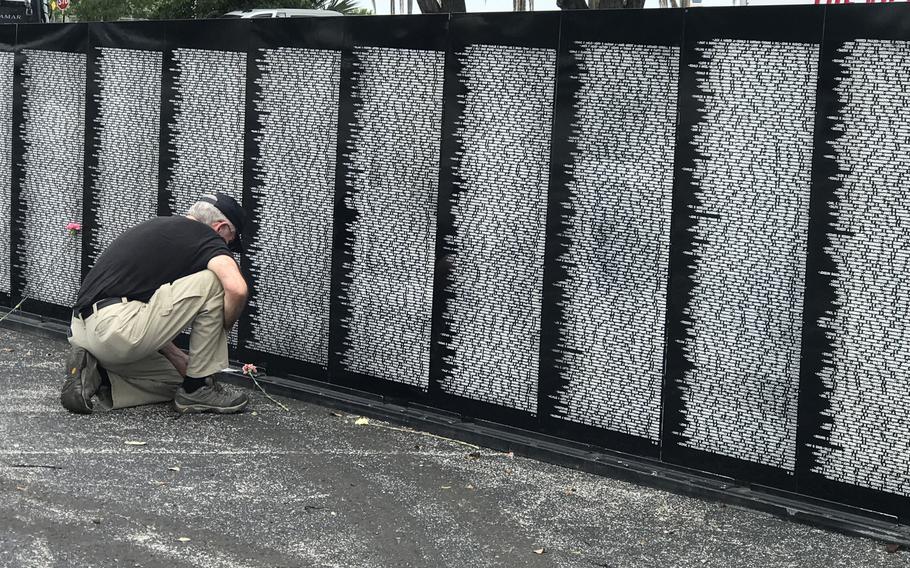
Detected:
left=75, top=216, right=232, bottom=311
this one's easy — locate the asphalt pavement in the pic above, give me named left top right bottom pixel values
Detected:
left=0, top=326, right=907, bottom=568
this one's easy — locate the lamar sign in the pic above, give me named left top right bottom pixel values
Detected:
left=0, top=7, right=31, bottom=21
left=0, top=0, right=45, bottom=22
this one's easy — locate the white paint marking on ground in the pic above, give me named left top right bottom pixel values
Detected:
left=123, top=531, right=257, bottom=568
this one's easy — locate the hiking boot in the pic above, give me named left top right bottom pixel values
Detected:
left=60, top=345, right=103, bottom=414
left=173, top=377, right=248, bottom=415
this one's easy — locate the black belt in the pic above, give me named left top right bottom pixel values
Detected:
left=75, top=297, right=128, bottom=320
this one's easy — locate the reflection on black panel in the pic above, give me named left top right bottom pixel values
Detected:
left=165, top=48, right=245, bottom=214
left=246, top=47, right=340, bottom=367
left=440, top=44, right=556, bottom=412
left=811, top=39, right=910, bottom=497
left=0, top=52, right=12, bottom=294
left=88, top=47, right=161, bottom=264
left=338, top=47, right=444, bottom=388
left=16, top=50, right=85, bottom=306
left=551, top=42, right=679, bottom=440
left=676, top=40, right=817, bottom=470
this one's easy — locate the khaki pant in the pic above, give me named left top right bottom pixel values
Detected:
left=69, top=270, right=229, bottom=409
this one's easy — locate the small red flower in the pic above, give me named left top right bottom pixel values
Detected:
left=242, top=363, right=258, bottom=376
left=66, top=221, right=82, bottom=238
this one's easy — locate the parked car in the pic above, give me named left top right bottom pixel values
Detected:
left=221, top=8, right=343, bottom=18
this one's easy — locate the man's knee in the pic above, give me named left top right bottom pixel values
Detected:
left=200, top=269, right=223, bottom=294
left=179, top=269, right=224, bottom=299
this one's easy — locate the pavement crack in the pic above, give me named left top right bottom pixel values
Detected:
left=6, top=463, right=64, bottom=469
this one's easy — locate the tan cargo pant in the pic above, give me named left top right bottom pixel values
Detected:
left=69, top=270, right=229, bottom=409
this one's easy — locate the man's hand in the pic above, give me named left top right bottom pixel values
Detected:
left=159, top=342, right=189, bottom=377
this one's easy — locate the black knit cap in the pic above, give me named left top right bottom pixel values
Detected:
left=200, top=193, right=247, bottom=253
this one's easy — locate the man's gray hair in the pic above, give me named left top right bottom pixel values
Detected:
left=187, top=195, right=228, bottom=226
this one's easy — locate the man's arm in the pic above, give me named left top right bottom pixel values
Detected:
left=207, top=254, right=248, bottom=330
left=159, top=342, right=189, bottom=376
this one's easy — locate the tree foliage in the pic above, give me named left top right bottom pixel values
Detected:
left=67, top=0, right=146, bottom=22
left=69, top=0, right=364, bottom=21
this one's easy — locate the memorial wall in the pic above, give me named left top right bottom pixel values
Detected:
left=2, top=5, right=908, bottom=523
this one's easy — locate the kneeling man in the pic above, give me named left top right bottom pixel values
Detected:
left=61, top=193, right=249, bottom=415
